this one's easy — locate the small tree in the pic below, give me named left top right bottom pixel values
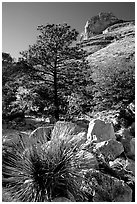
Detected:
left=2, top=53, right=17, bottom=119
left=20, top=23, right=92, bottom=121
left=2, top=53, right=32, bottom=121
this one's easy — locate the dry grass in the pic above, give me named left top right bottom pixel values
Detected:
left=2, top=122, right=96, bottom=202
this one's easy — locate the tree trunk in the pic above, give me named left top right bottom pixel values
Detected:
left=54, top=58, right=59, bottom=121
left=54, top=84, right=59, bottom=121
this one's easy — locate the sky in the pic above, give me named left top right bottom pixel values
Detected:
left=2, top=1, right=135, bottom=60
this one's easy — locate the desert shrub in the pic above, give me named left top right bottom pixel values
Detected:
left=116, top=102, right=135, bottom=128
left=2, top=123, right=94, bottom=202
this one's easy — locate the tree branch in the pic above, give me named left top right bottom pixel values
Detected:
left=30, top=74, right=54, bottom=85
left=33, top=66, right=54, bottom=76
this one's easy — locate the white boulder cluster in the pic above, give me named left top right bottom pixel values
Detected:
left=84, top=118, right=135, bottom=202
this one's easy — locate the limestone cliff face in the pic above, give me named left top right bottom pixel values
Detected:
left=81, top=12, right=123, bottom=40
left=79, top=20, right=134, bottom=57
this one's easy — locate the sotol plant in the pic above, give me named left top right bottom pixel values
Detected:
left=2, top=123, right=95, bottom=202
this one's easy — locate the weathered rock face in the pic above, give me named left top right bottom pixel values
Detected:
left=85, top=170, right=132, bottom=202
left=83, top=12, right=123, bottom=39
left=118, top=128, right=135, bottom=160
left=87, top=119, right=115, bottom=142
left=95, top=139, right=124, bottom=161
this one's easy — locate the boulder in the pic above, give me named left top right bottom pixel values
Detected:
left=85, top=170, right=132, bottom=202
left=95, top=139, right=124, bottom=161
left=119, top=129, right=135, bottom=160
left=87, top=119, right=115, bottom=142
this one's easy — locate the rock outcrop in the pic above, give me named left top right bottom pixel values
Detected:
left=85, top=118, right=135, bottom=201
left=79, top=14, right=134, bottom=59
left=87, top=119, right=115, bottom=142
left=117, top=128, right=135, bottom=160
left=85, top=170, right=132, bottom=202
left=81, top=12, right=124, bottom=40
left=95, top=139, right=124, bottom=161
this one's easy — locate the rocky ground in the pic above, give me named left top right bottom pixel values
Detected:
left=2, top=114, right=135, bottom=202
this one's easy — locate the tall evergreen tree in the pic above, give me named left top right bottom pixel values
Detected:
left=20, top=23, right=93, bottom=120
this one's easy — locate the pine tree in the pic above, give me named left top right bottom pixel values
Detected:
left=20, top=23, right=93, bottom=120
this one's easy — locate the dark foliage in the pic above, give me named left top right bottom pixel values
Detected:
left=20, top=23, right=94, bottom=120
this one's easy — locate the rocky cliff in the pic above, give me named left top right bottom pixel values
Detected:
left=86, top=20, right=135, bottom=75
left=79, top=17, right=134, bottom=56
left=78, top=13, right=135, bottom=107
left=80, top=12, right=124, bottom=40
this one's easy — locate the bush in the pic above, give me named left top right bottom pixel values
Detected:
left=2, top=123, right=93, bottom=202
left=117, top=102, right=135, bottom=128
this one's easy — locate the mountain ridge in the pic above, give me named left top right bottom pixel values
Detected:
left=78, top=12, right=135, bottom=111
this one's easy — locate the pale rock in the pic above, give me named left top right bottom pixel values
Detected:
left=84, top=12, right=122, bottom=39
left=109, top=157, right=127, bottom=169
left=95, top=139, right=124, bottom=161
left=120, top=129, right=135, bottom=160
left=103, top=27, right=110, bottom=34
left=125, top=158, right=135, bottom=175
left=87, top=119, right=115, bottom=142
